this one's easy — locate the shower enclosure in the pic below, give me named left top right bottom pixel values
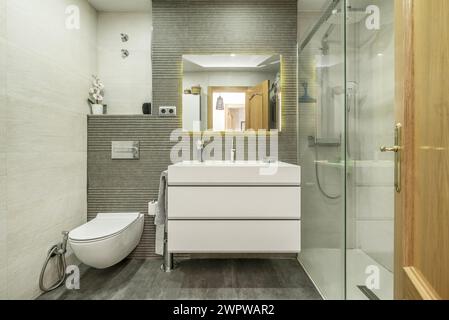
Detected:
left=298, top=0, right=395, bottom=300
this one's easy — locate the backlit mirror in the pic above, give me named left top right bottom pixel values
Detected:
left=182, top=54, right=282, bottom=132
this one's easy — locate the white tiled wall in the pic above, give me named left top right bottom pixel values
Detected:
left=97, top=12, right=152, bottom=114
left=0, top=0, right=97, bottom=299
left=0, top=0, right=8, bottom=300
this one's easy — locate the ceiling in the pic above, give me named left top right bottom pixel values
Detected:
left=183, top=55, right=280, bottom=73
left=88, top=0, right=151, bottom=12
left=184, top=55, right=273, bottom=69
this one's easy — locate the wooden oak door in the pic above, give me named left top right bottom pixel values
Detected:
left=246, top=80, right=270, bottom=130
left=395, top=0, right=449, bottom=300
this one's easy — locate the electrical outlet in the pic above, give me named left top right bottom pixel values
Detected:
left=159, top=106, right=177, bottom=117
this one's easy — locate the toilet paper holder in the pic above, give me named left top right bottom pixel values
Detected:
left=148, top=200, right=158, bottom=216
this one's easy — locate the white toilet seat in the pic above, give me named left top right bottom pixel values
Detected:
left=69, top=213, right=142, bottom=243
left=69, top=212, right=144, bottom=269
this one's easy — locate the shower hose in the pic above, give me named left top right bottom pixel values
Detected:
left=315, top=145, right=342, bottom=200
left=39, top=231, right=69, bottom=293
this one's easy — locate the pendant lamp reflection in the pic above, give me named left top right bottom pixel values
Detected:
left=299, top=82, right=316, bottom=104
left=216, top=95, right=224, bottom=110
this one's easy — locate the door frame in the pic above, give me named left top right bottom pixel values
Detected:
left=394, top=0, right=442, bottom=300
left=207, top=86, right=249, bottom=130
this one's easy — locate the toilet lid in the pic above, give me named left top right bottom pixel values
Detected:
left=69, top=213, right=142, bottom=242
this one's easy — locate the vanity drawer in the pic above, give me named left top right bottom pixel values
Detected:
left=168, top=186, right=301, bottom=219
left=168, top=220, right=301, bottom=253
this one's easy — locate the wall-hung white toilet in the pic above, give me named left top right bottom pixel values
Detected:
left=69, top=213, right=144, bottom=269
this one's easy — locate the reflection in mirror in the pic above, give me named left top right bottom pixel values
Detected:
left=182, top=54, right=281, bottom=132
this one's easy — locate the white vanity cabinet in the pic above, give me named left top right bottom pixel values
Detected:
left=167, top=161, right=301, bottom=253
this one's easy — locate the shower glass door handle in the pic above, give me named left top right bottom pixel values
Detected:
left=380, top=123, right=403, bottom=193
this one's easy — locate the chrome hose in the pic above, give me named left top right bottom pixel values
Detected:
left=39, top=232, right=69, bottom=293
left=315, top=151, right=342, bottom=200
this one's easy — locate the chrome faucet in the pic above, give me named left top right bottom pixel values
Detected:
left=196, top=138, right=213, bottom=162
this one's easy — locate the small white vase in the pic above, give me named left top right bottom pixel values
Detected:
left=91, top=104, right=104, bottom=115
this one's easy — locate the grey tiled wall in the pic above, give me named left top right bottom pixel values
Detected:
left=87, top=0, right=298, bottom=258
left=152, top=0, right=298, bottom=164
left=88, top=115, right=176, bottom=258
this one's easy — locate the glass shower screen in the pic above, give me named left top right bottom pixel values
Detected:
left=298, top=0, right=395, bottom=300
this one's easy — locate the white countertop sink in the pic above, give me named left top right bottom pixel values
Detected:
left=168, top=161, right=301, bottom=186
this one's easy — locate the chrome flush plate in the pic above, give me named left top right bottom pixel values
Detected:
left=111, top=141, right=140, bottom=160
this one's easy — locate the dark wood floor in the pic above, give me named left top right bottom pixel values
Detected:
left=38, top=259, right=321, bottom=300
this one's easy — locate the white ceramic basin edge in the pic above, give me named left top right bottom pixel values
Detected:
left=168, top=161, right=301, bottom=186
